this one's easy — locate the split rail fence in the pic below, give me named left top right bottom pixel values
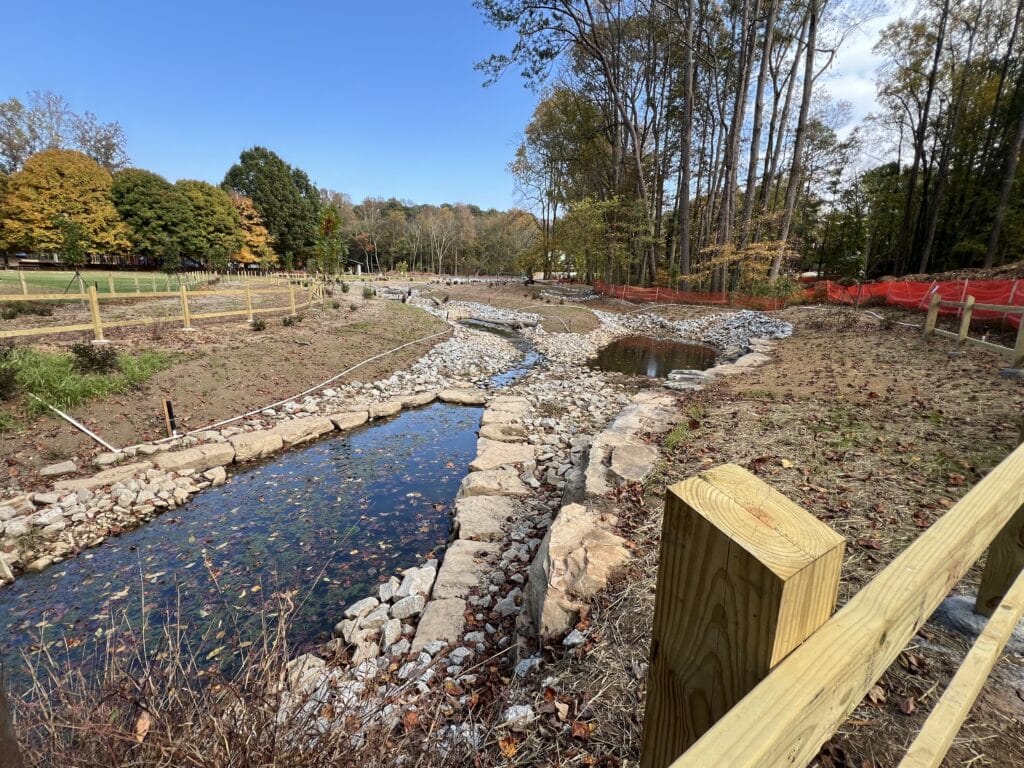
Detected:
left=641, top=442, right=1024, bottom=768
left=922, top=292, right=1024, bottom=368
left=0, top=272, right=325, bottom=341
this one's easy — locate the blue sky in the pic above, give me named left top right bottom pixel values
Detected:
left=3, top=1, right=538, bottom=210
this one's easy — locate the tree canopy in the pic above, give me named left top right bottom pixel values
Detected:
left=111, top=168, right=195, bottom=263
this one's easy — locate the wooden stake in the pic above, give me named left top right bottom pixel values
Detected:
left=1013, top=317, right=1024, bottom=368
left=923, top=292, right=940, bottom=337
left=107, top=273, right=115, bottom=294
left=245, top=284, right=254, bottom=322
left=88, top=285, right=105, bottom=342
left=134, top=274, right=140, bottom=293
left=640, top=464, right=844, bottom=768
left=179, top=285, right=193, bottom=330
left=18, top=270, right=27, bottom=295
left=958, top=295, right=975, bottom=347
left=162, top=399, right=178, bottom=437
left=288, top=283, right=297, bottom=316
left=975, top=503, right=1024, bottom=617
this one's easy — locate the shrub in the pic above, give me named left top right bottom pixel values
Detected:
left=250, top=317, right=267, bottom=331
left=1, top=301, right=54, bottom=320
left=71, top=342, right=119, bottom=374
left=349, top=302, right=358, bottom=311
left=362, top=286, right=375, bottom=299
left=340, top=281, right=351, bottom=294
left=331, top=300, right=341, bottom=309
left=282, top=314, right=303, bottom=327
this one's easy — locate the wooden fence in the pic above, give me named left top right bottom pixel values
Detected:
left=922, top=292, right=1024, bottom=368
left=0, top=274, right=324, bottom=341
left=641, top=442, right=1024, bottom=768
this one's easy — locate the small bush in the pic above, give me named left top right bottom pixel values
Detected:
left=71, top=342, right=119, bottom=374
left=250, top=317, right=266, bottom=331
left=340, top=281, right=351, bottom=294
left=0, top=301, right=54, bottom=320
left=362, top=286, right=375, bottom=299
left=282, top=314, right=303, bottom=327
left=349, top=302, right=358, bottom=311
left=331, top=300, right=341, bottom=309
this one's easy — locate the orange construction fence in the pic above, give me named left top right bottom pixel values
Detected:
left=593, top=280, right=789, bottom=311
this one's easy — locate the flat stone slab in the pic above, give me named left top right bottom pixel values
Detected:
left=401, top=391, right=438, bottom=408
left=329, top=410, right=369, bottom=431
left=454, top=496, right=515, bottom=541
left=609, top=442, right=659, bottom=485
left=733, top=352, right=770, bottom=368
left=438, top=388, right=487, bottom=405
left=54, top=462, right=152, bottom=492
left=488, top=396, right=531, bottom=415
left=368, top=399, right=404, bottom=419
left=230, top=430, right=284, bottom=462
left=154, top=443, right=236, bottom=472
left=469, top=438, right=535, bottom=472
left=271, top=416, right=335, bottom=447
left=478, top=423, right=528, bottom=443
left=480, top=410, right=518, bottom=425
left=39, top=461, right=77, bottom=478
left=411, top=598, right=466, bottom=652
left=432, top=539, right=502, bottom=599
left=458, top=469, right=531, bottom=498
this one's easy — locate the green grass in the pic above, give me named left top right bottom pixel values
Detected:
left=0, top=269, right=212, bottom=296
left=664, top=422, right=691, bottom=451
left=0, top=412, right=20, bottom=434
left=10, top=347, right=174, bottom=415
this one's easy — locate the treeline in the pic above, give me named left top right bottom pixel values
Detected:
left=478, top=0, right=1024, bottom=288
left=0, top=93, right=539, bottom=274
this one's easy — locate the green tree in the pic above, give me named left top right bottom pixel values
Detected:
left=0, top=148, right=129, bottom=256
left=175, top=180, right=243, bottom=269
left=221, top=147, right=320, bottom=267
left=111, top=168, right=195, bottom=266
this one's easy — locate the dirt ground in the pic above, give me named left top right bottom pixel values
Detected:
left=0, top=295, right=448, bottom=491
left=502, top=304, right=1024, bottom=768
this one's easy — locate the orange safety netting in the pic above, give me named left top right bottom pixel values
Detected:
left=807, top=279, right=1024, bottom=329
left=593, top=280, right=789, bottom=311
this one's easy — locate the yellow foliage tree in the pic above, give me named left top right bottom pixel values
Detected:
left=230, top=193, right=277, bottom=266
left=0, top=149, right=130, bottom=256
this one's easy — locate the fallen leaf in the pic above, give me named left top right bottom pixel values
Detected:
left=856, top=538, right=883, bottom=550
left=900, top=696, right=917, bottom=715
left=498, top=735, right=519, bottom=758
left=866, top=685, right=886, bottom=706
left=571, top=721, right=591, bottom=739
left=134, top=709, right=151, bottom=743
left=555, top=701, right=569, bottom=721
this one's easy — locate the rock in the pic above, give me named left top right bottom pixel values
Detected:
left=378, top=576, right=400, bottom=602
left=999, top=368, right=1024, bottom=380
left=329, top=411, right=369, bottom=431
left=352, top=641, right=379, bottom=664
left=394, top=565, right=437, bottom=599
left=488, top=395, right=531, bottom=414
left=25, top=556, right=54, bottom=573
left=0, top=506, right=17, bottom=522
left=0, top=556, right=13, bottom=583
left=453, top=496, right=514, bottom=541
left=54, top=462, right=152, bottom=492
left=933, top=595, right=1024, bottom=655
left=608, top=443, right=659, bottom=486
left=733, top=352, right=770, bottom=368
left=501, top=704, right=534, bottom=727
left=203, top=466, right=228, bottom=487
left=381, top=618, right=402, bottom=647
left=4, top=519, right=30, bottom=538
left=411, top=598, right=466, bottom=652
left=154, top=444, right=235, bottom=473
left=478, top=423, right=528, bottom=443
left=39, top=460, right=77, bottom=478
left=286, top=653, right=326, bottom=693
left=563, top=629, right=587, bottom=647
left=480, top=410, right=518, bottom=425
left=494, top=587, right=523, bottom=617
left=458, top=469, right=531, bottom=498
left=360, top=604, right=391, bottom=630
left=432, top=540, right=503, bottom=600
left=523, top=503, right=630, bottom=638
left=32, top=493, right=61, bottom=506
left=401, top=391, right=438, bottom=408
left=368, top=399, right=404, bottom=419
left=270, top=417, right=335, bottom=448
left=229, top=430, right=283, bottom=462
left=513, top=656, right=542, bottom=677
left=344, top=596, right=380, bottom=619
left=92, top=452, right=123, bottom=468
left=438, top=388, right=487, bottom=405
left=391, top=594, right=426, bottom=619
left=469, top=439, right=535, bottom=472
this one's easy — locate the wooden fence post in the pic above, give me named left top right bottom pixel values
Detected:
left=151, top=274, right=157, bottom=292
left=88, top=285, right=106, bottom=343
left=288, top=283, right=297, bottom=316
left=958, top=295, right=976, bottom=348
left=245, top=284, right=254, bottom=323
left=975, top=503, right=1024, bottom=617
left=179, top=285, right=193, bottom=331
left=0, top=675, right=24, bottom=768
left=1013, top=318, right=1024, bottom=369
left=134, top=274, right=140, bottom=293
left=923, top=292, right=940, bottom=337
left=640, top=464, right=845, bottom=768
left=107, top=274, right=115, bottom=295
left=18, top=271, right=27, bottom=296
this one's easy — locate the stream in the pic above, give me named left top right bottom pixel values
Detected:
left=0, top=335, right=540, bottom=694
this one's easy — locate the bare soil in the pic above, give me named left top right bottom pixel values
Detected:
left=497, top=305, right=1024, bottom=768
left=0, top=296, right=448, bottom=492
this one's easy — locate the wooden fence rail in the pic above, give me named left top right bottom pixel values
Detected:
left=923, top=292, right=1024, bottom=367
left=0, top=277, right=323, bottom=341
left=641, top=441, right=1024, bottom=768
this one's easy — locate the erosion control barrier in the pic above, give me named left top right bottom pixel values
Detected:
left=593, top=280, right=789, bottom=311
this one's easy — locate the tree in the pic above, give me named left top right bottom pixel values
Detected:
left=111, top=169, right=195, bottom=265
left=312, top=203, right=345, bottom=274
left=231, top=193, right=276, bottom=267
left=221, top=147, right=320, bottom=267
left=175, top=180, right=243, bottom=269
left=0, top=149, right=129, bottom=256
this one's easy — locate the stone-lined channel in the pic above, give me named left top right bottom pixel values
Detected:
left=0, top=402, right=482, bottom=691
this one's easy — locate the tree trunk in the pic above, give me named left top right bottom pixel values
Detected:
left=986, top=96, right=1024, bottom=267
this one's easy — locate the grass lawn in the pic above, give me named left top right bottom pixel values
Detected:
left=0, top=269, right=203, bottom=296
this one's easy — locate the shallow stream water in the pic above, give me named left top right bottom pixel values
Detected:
left=590, top=335, right=716, bottom=378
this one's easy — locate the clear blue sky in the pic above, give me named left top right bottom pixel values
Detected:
left=3, top=1, right=537, bottom=210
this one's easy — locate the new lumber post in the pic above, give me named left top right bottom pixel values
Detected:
left=957, top=294, right=975, bottom=348
left=245, top=284, right=254, bottom=323
left=18, top=271, right=27, bottom=296
left=975, top=499, right=1024, bottom=617
left=1013, top=316, right=1024, bottom=368
left=179, top=285, right=193, bottom=331
left=640, top=464, right=845, bottom=768
left=288, top=283, right=297, bottom=316
left=107, top=274, right=115, bottom=295
left=923, top=292, right=940, bottom=337
left=87, top=285, right=106, bottom=343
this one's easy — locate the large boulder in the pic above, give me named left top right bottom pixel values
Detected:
left=54, top=462, right=152, bottom=492
left=458, top=469, right=531, bottom=498
left=230, top=430, right=284, bottom=462
left=608, top=443, right=659, bottom=486
left=431, top=539, right=502, bottom=599
left=329, top=411, right=369, bottom=431
left=522, top=503, right=630, bottom=639
left=454, top=496, right=515, bottom=541
left=469, top=438, right=535, bottom=472
left=438, top=388, right=487, bottom=405
left=411, top=598, right=466, bottom=652
left=271, top=417, right=335, bottom=448
left=478, top=423, right=528, bottom=443
left=154, top=443, right=236, bottom=473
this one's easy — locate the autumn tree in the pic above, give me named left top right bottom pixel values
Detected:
left=0, top=149, right=129, bottom=256
left=231, top=193, right=276, bottom=267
